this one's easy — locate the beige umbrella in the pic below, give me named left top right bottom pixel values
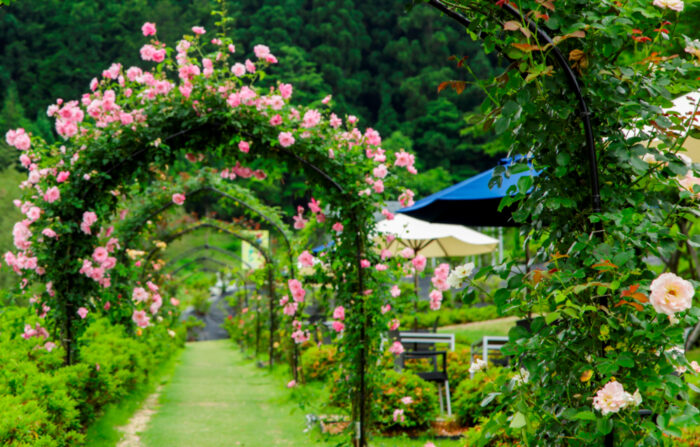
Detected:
left=375, top=214, right=499, bottom=257
left=642, top=90, right=700, bottom=161
left=375, top=214, right=498, bottom=314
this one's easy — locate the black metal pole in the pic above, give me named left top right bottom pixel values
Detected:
left=268, top=265, right=275, bottom=369
left=427, top=0, right=602, bottom=217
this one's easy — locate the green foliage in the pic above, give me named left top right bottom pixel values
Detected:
left=453, top=367, right=506, bottom=426
left=439, top=0, right=700, bottom=444
left=0, top=167, right=23, bottom=293
left=0, top=307, right=183, bottom=446
left=300, top=344, right=338, bottom=383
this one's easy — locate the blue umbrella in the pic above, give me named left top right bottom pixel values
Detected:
left=397, top=158, right=538, bottom=227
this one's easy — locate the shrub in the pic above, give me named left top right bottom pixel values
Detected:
left=447, top=347, right=472, bottom=387
left=300, top=344, right=338, bottom=383
left=373, top=370, right=439, bottom=430
left=453, top=367, right=506, bottom=426
left=0, top=307, right=183, bottom=446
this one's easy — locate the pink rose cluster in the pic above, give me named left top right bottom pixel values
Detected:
left=220, top=161, right=266, bottom=181
left=288, top=279, right=306, bottom=302
left=79, top=239, right=119, bottom=288
left=427, top=263, right=451, bottom=310
left=398, top=189, right=415, bottom=208
left=130, top=281, right=164, bottom=326
left=332, top=305, right=345, bottom=333
left=308, top=198, right=326, bottom=223
left=280, top=295, right=297, bottom=316
left=394, top=150, right=417, bottom=174
left=292, top=206, right=308, bottom=230
left=291, top=319, right=310, bottom=344
left=253, top=44, right=278, bottom=64
left=5, top=128, right=31, bottom=151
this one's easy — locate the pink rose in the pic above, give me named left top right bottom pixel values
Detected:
left=142, top=22, right=157, bottom=36
left=172, top=193, right=186, bottom=205
left=43, top=187, right=60, bottom=203
left=231, top=63, right=246, bottom=77
left=253, top=44, right=270, bottom=59
left=649, top=272, right=694, bottom=315
left=278, top=132, right=295, bottom=147
left=333, top=306, right=345, bottom=320
left=390, top=285, right=401, bottom=298
left=77, top=307, right=88, bottom=319
left=400, top=247, right=415, bottom=259
left=132, top=310, right=151, bottom=328
left=192, top=26, right=206, bottom=35
left=298, top=251, right=314, bottom=267
left=593, top=380, right=633, bottom=415
left=412, top=255, right=427, bottom=272
left=238, top=141, right=250, bottom=153
left=332, top=222, right=344, bottom=233
left=279, top=83, right=293, bottom=99
left=389, top=341, right=404, bottom=355
left=287, top=380, right=296, bottom=388
left=332, top=320, right=345, bottom=333
left=56, top=171, right=70, bottom=183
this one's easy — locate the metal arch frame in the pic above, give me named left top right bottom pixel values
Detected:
left=164, top=244, right=252, bottom=272
left=426, top=2, right=611, bottom=445
left=427, top=0, right=602, bottom=218
left=121, top=184, right=296, bottom=278
left=170, top=256, right=233, bottom=276
left=75, top=118, right=370, bottom=446
left=153, top=221, right=279, bottom=369
left=170, top=262, right=251, bottom=315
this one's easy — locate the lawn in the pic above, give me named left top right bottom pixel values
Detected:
left=438, top=317, right=515, bottom=348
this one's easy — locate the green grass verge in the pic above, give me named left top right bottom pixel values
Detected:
left=83, top=347, right=184, bottom=447
left=438, top=319, right=515, bottom=348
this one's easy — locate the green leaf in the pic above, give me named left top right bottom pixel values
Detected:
left=596, top=417, right=613, bottom=435
left=617, top=353, right=635, bottom=368
left=510, top=411, right=527, bottom=429
left=481, top=392, right=501, bottom=407
left=572, top=410, right=597, bottom=421
left=545, top=311, right=560, bottom=324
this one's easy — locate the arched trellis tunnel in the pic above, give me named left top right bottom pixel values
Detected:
left=4, top=25, right=421, bottom=445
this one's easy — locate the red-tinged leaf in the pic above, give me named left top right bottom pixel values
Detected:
left=592, top=259, right=618, bottom=270
left=631, top=293, right=649, bottom=303
left=614, top=300, right=644, bottom=311
left=512, top=43, right=542, bottom=52
left=437, top=80, right=467, bottom=95
left=504, top=20, right=520, bottom=31
left=553, top=30, right=586, bottom=45
left=503, top=20, right=531, bottom=38
left=536, top=0, right=555, bottom=10
left=620, top=284, right=639, bottom=297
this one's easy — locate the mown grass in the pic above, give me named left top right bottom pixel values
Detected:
left=83, top=348, right=183, bottom=447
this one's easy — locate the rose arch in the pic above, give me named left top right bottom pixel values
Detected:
left=3, top=21, right=419, bottom=446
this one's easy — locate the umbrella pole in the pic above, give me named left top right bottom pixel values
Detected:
left=414, top=271, right=419, bottom=314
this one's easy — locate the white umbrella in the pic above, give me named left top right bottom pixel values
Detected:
left=664, top=90, right=700, bottom=161
left=627, top=90, right=700, bottom=161
left=375, top=213, right=498, bottom=257
left=375, top=213, right=498, bottom=315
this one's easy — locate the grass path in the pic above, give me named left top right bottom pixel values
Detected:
left=141, top=340, right=319, bottom=447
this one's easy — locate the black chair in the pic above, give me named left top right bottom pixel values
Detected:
left=397, top=331, right=452, bottom=416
